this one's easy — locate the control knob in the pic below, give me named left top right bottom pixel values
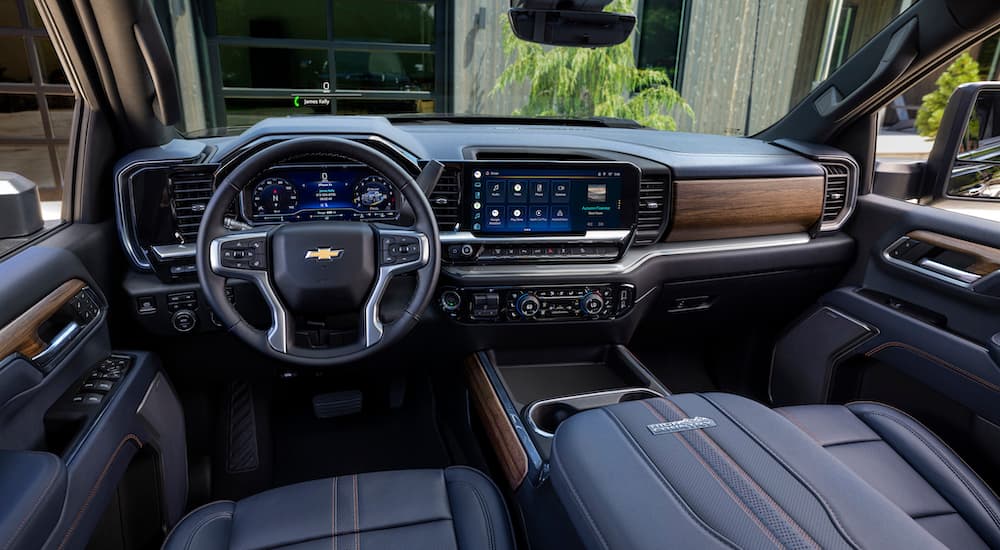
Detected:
left=515, top=293, right=541, bottom=318
left=171, top=309, right=197, bottom=333
left=440, top=290, right=462, bottom=312
left=579, top=291, right=605, bottom=316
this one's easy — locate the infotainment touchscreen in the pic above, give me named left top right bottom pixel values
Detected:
left=462, top=162, right=639, bottom=234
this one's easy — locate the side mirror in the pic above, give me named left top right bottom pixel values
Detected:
left=508, top=0, right=636, bottom=47
left=925, top=82, right=1000, bottom=200
left=0, top=172, right=44, bottom=238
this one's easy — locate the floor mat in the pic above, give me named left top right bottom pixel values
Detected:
left=271, top=373, right=452, bottom=486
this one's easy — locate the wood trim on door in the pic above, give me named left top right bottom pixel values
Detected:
left=666, top=176, right=824, bottom=241
left=907, top=230, right=1000, bottom=276
left=0, top=279, right=85, bottom=360
left=465, top=355, right=528, bottom=489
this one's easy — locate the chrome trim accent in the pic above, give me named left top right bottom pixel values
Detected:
left=443, top=233, right=811, bottom=279
left=364, top=228, right=430, bottom=347
left=917, top=258, right=981, bottom=284
left=818, top=154, right=859, bottom=232
left=151, top=243, right=198, bottom=260
left=439, top=229, right=632, bottom=244
left=525, top=388, right=664, bottom=438
left=882, top=236, right=974, bottom=289
left=31, top=321, right=81, bottom=366
left=209, top=231, right=291, bottom=352
left=114, top=152, right=206, bottom=271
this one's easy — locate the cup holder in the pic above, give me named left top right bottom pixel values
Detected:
left=526, top=388, right=663, bottom=438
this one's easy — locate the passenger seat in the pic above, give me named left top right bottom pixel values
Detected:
left=550, top=393, right=1000, bottom=549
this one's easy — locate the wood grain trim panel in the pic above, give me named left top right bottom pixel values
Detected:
left=0, top=279, right=85, bottom=360
left=666, top=176, right=824, bottom=241
left=465, top=355, right=528, bottom=489
left=907, top=230, right=1000, bottom=276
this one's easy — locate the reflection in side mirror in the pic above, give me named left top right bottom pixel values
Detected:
left=508, top=8, right=636, bottom=47
left=0, top=172, right=44, bottom=238
left=950, top=88, right=1000, bottom=199
left=924, top=82, right=1000, bottom=201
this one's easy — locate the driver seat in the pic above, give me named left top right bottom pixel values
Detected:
left=162, top=467, right=515, bottom=550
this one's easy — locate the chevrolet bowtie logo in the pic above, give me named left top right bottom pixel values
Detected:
left=304, top=247, right=344, bottom=261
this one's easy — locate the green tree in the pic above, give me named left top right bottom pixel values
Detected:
left=492, top=0, right=693, bottom=130
left=916, top=52, right=981, bottom=138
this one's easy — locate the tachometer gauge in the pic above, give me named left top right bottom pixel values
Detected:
left=353, top=175, right=394, bottom=210
left=252, top=178, right=299, bottom=216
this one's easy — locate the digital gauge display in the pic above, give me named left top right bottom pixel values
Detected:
left=246, top=165, right=398, bottom=223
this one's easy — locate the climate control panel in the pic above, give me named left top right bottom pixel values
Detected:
left=438, top=284, right=635, bottom=322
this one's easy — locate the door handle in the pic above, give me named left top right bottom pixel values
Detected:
left=31, top=320, right=81, bottom=366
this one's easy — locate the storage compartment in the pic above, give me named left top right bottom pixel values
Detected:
left=479, top=345, right=668, bottom=459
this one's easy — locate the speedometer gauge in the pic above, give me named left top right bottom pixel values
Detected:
left=252, top=178, right=299, bottom=216
left=353, top=175, right=394, bottom=210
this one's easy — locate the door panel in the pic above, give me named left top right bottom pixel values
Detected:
left=771, top=192, right=1000, bottom=488
left=0, top=226, right=187, bottom=550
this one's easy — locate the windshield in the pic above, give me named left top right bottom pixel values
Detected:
left=157, top=0, right=905, bottom=138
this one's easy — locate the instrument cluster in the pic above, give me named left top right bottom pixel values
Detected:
left=242, top=164, right=398, bottom=223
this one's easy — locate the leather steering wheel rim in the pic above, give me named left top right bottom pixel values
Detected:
left=196, top=136, right=440, bottom=366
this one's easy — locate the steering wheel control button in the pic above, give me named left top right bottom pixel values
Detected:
left=171, top=309, right=198, bottom=333
left=380, top=234, right=421, bottom=266
left=221, top=237, right=268, bottom=270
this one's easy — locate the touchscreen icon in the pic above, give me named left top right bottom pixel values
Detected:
left=587, top=184, right=607, bottom=203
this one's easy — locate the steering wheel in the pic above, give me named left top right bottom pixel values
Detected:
left=196, top=137, right=440, bottom=366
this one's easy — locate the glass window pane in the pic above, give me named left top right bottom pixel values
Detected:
left=0, top=37, right=32, bottom=83
left=215, top=0, right=325, bottom=39
left=0, top=2, right=21, bottom=27
left=26, top=0, right=43, bottom=28
left=224, top=96, right=330, bottom=129
left=36, top=38, right=67, bottom=84
left=0, top=94, right=44, bottom=137
left=47, top=95, right=75, bottom=138
left=335, top=98, right=430, bottom=115
left=220, top=46, right=328, bottom=89
left=638, top=0, right=684, bottom=83
left=0, top=144, right=57, bottom=197
left=333, top=0, right=435, bottom=44
left=335, top=51, right=433, bottom=91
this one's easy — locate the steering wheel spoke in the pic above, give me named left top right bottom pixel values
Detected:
left=209, top=230, right=292, bottom=353
left=364, top=227, right=431, bottom=347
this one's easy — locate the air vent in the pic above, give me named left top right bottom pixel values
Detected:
left=169, top=169, right=215, bottom=243
left=820, top=160, right=851, bottom=227
left=634, top=178, right=669, bottom=245
left=429, top=169, right=461, bottom=232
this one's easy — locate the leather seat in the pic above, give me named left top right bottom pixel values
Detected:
left=550, top=393, right=1000, bottom=550
left=163, top=466, right=515, bottom=550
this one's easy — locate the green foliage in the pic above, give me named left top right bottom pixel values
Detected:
left=916, top=52, right=981, bottom=138
left=492, top=0, right=693, bottom=130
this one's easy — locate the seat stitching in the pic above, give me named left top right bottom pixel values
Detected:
left=550, top=446, right=611, bottom=550
left=182, top=512, right=232, bottom=550
left=600, top=408, right=740, bottom=549
left=651, top=398, right=820, bottom=549
left=57, top=434, right=142, bottom=550
left=848, top=400, right=1000, bottom=505
left=641, top=401, right=786, bottom=549
left=162, top=501, right=237, bottom=549
left=854, top=409, right=1000, bottom=532
left=699, top=395, right=862, bottom=550
left=448, top=479, right=496, bottom=550
left=2, top=453, right=61, bottom=550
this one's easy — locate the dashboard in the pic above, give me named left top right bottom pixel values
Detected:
left=242, top=164, right=398, bottom=223
left=113, top=116, right=859, bottom=334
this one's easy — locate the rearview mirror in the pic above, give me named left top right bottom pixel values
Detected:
left=925, top=82, right=1000, bottom=200
left=508, top=0, right=636, bottom=47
